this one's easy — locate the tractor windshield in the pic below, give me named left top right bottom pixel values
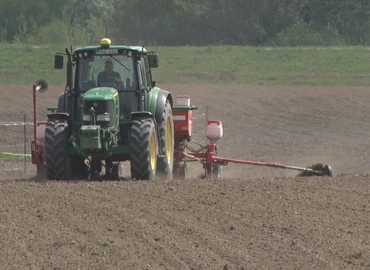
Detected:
left=76, top=53, right=136, bottom=91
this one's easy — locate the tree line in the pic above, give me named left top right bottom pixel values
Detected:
left=1, top=0, right=369, bottom=46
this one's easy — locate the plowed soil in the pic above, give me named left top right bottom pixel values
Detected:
left=0, top=84, right=369, bottom=269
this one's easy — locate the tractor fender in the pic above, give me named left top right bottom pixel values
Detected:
left=57, top=92, right=66, bottom=112
left=130, top=111, right=159, bottom=143
left=47, top=112, right=70, bottom=122
left=152, top=88, right=173, bottom=125
left=130, top=111, right=155, bottom=122
left=149, top=89, right=173, bottom=159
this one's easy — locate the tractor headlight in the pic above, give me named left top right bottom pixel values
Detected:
left=83, top=114, right=91, bottom=121
left=97, top=114, right=110, bottom=122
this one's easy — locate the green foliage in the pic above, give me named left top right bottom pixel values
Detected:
left=271, top=20, right=346, bottom=46
left=0, top=0, right=370, bottom=46
left=0, top=0, right=115, bottom=44
left=63, top=0, right=116, bottom=43
left=0, top=0, right=65, bottom=42
left=113, top=0, right=303, bottom=46
left=307, top=0, right=370, bottom=45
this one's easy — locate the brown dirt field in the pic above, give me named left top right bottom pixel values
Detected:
left=0, top=84, right=369, bottom=269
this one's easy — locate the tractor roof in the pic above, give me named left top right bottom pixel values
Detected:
left=74, top=45, right=147, bottom=53
left=74, top=38, right=147, bottom=54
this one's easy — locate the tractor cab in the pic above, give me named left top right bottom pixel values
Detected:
left=54, top=38, right=159, bottom=123
left=54, top=38, right=158, bottom=92
left=75, top=44, right=136, bottom=92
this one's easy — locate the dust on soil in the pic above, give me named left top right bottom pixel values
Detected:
left=0, top=84, right=369, bottom=269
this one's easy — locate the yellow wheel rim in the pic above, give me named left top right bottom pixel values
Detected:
left=150, top=133, right=156, bottom=170
left=165, top=120, right=172, bottom=164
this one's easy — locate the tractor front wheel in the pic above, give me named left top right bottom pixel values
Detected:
left=130, top=118, right=158, bottom=180
left=45, top=120, right=88, bottom=180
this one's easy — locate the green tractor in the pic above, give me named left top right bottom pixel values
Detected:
left=45, top=38, right=174, bottom=180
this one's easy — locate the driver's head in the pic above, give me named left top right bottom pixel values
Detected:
left=104, top=60, right=114, bottom=73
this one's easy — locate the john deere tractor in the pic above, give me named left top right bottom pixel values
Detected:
left=45, top=38, right=174, bottom=180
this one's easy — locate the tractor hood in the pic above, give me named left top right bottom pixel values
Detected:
left=82, top=87, right=119, bottom=131
left=84, top=87, right=118, bottom=101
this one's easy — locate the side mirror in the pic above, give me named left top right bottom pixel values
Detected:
left=35, top=79, right=48, bottom=93
left=54, top=54, right=64, bottom=69
left=148, top=53, right=159, bottom=68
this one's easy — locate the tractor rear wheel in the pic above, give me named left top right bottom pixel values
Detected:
left=130, top=118, right=158, bottom=180
left=156, top=100, right=174, bottom=180
left=45, top=120, right=88, bottom=180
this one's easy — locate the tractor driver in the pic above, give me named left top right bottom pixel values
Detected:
left=97, top=60, right=122, bottom=87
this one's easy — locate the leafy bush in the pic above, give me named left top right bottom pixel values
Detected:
left=269, top=20, right=346, bottom=46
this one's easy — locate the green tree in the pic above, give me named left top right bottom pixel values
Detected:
left=0, top=0, right=65, bottom=42
left=113, top=0, right=304, bottom=46
left=62, top=0, right=117, bottom=43
left=1, top=0, right=369, bottom=46
left=306, top=0, right=370, bottom=44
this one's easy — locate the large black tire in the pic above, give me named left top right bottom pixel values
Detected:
left=156, top=100, right=174, bottom=180
left=44, top=120, right=88, bottom=180
left=130, top=118, right=158, bottom=180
